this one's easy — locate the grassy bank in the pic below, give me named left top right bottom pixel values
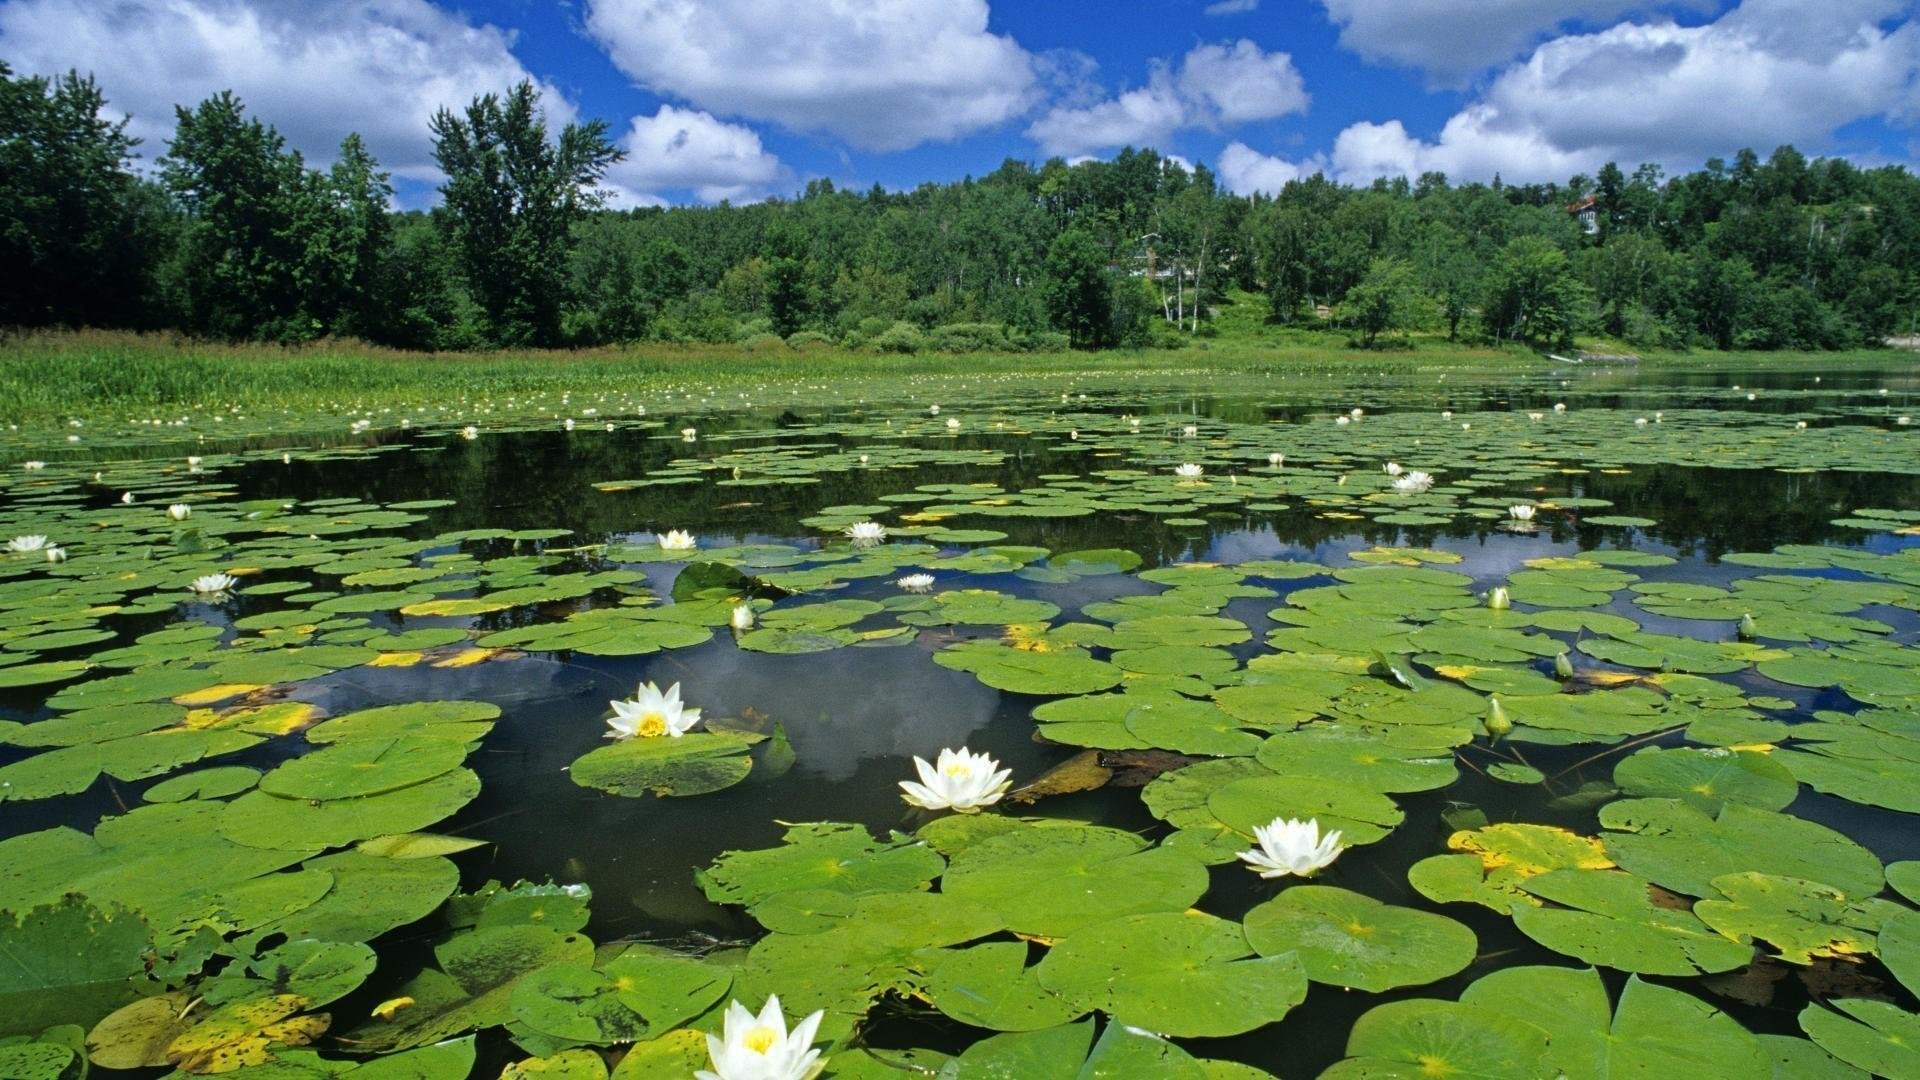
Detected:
left=0, top=328, right=1906, bottom=428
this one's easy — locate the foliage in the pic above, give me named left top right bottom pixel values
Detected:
left=428, top=81, right=622, bottom=347
left=3, top=62, right=1915, bottom=354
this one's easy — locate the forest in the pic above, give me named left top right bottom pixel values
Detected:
left=5, top=63, right=1918, bottom=355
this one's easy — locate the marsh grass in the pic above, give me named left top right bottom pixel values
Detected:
left=0, top=327, right=1900, bottom=425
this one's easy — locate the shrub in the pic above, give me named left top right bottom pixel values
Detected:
left=1016, top=330, right=1070, bottom=353
left=929, top=322, right=1009, bottom=353
left=785, top=330, right=835, bottom=351
left=731, top=317, right=774, bottom=342
left=740, top=332, right=787, bottom=353
left=870, top=321, right=924, bottom=354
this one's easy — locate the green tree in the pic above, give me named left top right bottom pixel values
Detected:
left=314, top=133, right=395, bottom=339
left=1483, top=236, right=1590, bottom=348
left=0, top=63, right=155, bottom=328
left=1342, top=258, right=1421, bottom=348
left=430, top=81, right=623, bottom=346
left=160, top=91, right=320, bottom=339
left=1042, top=226, right=1113, bottom=347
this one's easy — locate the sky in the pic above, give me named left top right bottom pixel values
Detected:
left=2, top=0, right=1916, bottom=208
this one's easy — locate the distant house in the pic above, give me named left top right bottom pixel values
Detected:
left=1568, top=195, right=1599, bottom=235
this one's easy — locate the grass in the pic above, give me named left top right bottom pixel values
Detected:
left=0, top=327, right=1905, bottom=428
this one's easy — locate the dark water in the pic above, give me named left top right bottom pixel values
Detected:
left=5, top=361, right=1920, bottom=1076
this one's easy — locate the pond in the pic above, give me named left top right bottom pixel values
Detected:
left=2, top=360, right=1919, bottom=1079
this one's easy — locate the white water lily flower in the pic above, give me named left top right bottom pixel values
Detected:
left=186, top=455, right=202, bottom=468
left=607, top=680, right=701, bottom=740
left=1899, top=416, right=1912, bottom=426
left=1383, top=462, right=1403, bottom=475
left=1238, top=817, right=1344, bottom=879
left=1181, top=424, right=1199, bottom=437
left=1441, top=410, right=1453, bottom=420
left=1350, top=407, right=1365, bottom=418
left=563, top=418, right=575, bottom=431
left=189, top=573, right=238, bottom=596
left=1634, top=417, right=1649, bottom=427
left=167, top=503, right=191, bottom=520
left=896, top=573, right=935, bottom=593
left=682, top=427, right=699, bottom=442
left=945, top=417, right=961, bottom=430
left=22, top=460, right=44, bottom=470
left=461, top=425, right=479, bottom=440
left=1508, top=505, right=1537, bottom=522
left=929, top=404, right=941, bottom=415
left=657, top=529, right=697, bottom=551
left=1392, top=470, right=1434, bottom=494
left=45, top=546, right=67, bottom=563
left=698, top=995, right=825, bottom=1080
left=730, top=603, right=755, bottom=631
left=1334, top=415, right=1351, bottom=426
left=1528, top=412, right=1544, bottom=421
left=120, top=491, right=133, bottom=504
left=845, top=521, right=888, bottom=543
left=1794, top=420, right=1807, bottom=431
left=1173, top=463, right=1205, bottom=480
left=8, top=535, right=49, bottom=553
left=1267, top=452, right=1284, bottom=466
left=1488, top=585, right=1511, bottom=610
left=1553, top=402, right=1566, bottom=413
left=899, top=747, right=1013, bottom=813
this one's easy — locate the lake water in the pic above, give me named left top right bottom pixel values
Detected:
left=3, top=360, right=1918, bottom=1077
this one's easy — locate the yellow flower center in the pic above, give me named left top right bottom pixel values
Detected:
left=637, top=712, right=668, bottom=737
left=943, top=762, right=972, bottom=779
left=744, top=1025, right=778, bottom=1055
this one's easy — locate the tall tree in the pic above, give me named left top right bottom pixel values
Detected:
left=161, top=91, right=319, bottom=339
left=1483, top=236, right=1590, bottom=348
left=1042, top=226, right=1113, bottom=348
left=0, top=64, right=152, bottom=327
left=430, top=81, right=623, bottom=346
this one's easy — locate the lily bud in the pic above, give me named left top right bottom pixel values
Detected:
left=1553, top=651, right=1574, bottom=679
left=1737, top=613, right=1757, bottom=640
left=1483, top=697, right=1512, bottom=741
left=1487, top=586, right=1511, bottom=611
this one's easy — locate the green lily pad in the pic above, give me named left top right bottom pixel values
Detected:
left=569, top=731, right=762, bottom=798
left=1243, top=885, right=1477, bottom=992
left=1035, top=911, right=1308, bottom=1037
left=1510, top=868, right=1755, bottom=975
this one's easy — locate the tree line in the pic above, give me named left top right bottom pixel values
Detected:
left=5, top=63, right=1917, bottom=354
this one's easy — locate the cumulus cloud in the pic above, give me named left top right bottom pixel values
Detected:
left=1205, top=0, right=1260, bottom=13
left=1227, top=0, right=1920, bottom=188
left=605, top=105, right=786, bottom=205
left=1319, top=0, right=1717, bottom=84
left=0, top=0, right=564, bottom=180
left=583, top=0, right=1039, bottom=152
left=1216, top=141, right=1330, bottom=194
left=1027, top=40, right=1308, bottom=157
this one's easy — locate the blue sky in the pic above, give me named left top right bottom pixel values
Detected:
left=2, top=0, right=1915, bottom=207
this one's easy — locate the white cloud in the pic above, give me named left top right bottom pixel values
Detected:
left=1205, top=0, right=1260, bottom=13
left=1027, top=40, right=1308, bottom=157
left=606, top=105, right=786, bottom=204
left=1318, top=0, right=1716, bottom=84
left=1322, top=0, right=1920, bottom=184
left=0, top=0, right=565, bottom=180
left=583, top=0, right=1039, bottom=152
left=1216, top=141, right=1329, bottom=194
